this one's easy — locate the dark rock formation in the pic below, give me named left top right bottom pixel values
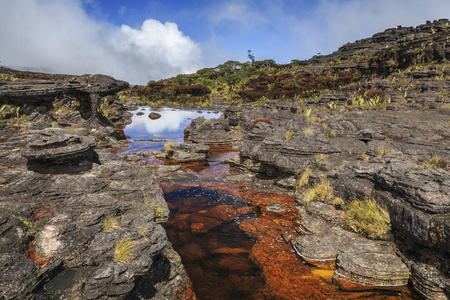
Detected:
left=184, top=118, right=232, bottom=145
left=0, top=129, right=190, bottom=299
left=0, top=74, right=128, bottom=127
left=188, top=96, right=449, bottom=296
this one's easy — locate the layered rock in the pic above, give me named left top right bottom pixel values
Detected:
left=0, top=129, right=190, bottom=298
left=333, top=238, right=410, bottom=290
left=0, top=74, right=129, bottom=126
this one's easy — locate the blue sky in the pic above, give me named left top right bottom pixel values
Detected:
left=1, top=0, right=449, bottom=84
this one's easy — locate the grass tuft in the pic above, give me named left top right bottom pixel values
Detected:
left=114, top=239, right=136, bottom=264
left=303, top=127, right=314, bottom=135
left=139, top=224, right=150, bottom=237
left=343, top=199, right=391, bottom=239
left=303, top=180, right=343, bottom=205
left=376, top=144, right=391, bottom=156
left=103, top=216, right=120, bottom=232
left=315, top=154, right=327, bottom=162
left=326, top=129, right=337, bottom=138
left=162, top=142, right=175, bottom=156
left=284, top=129, right=294, bottom=143
left=297, top=168, right=312, bottom=189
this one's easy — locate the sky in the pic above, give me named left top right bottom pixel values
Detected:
left=1, top=0, right=449, bottom=85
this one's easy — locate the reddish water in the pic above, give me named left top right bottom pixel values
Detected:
left=117, top=107, right=421, bottom=300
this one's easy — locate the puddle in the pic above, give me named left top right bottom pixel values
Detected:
left=116, top=107, right=221, bottom=166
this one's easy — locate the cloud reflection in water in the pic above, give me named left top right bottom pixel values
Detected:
left=124, top=107, right=221, bottom=141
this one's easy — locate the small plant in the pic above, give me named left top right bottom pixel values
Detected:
left=162, top=142, right=175, bottom=156
left=326, top=129, right=337, bottom=138
left=327, top=101, right=337, bottom=110
left=356, top=152, right=368, bottom=160
left=285, top=129, right=294, bottom=142
left=0, top=105, right=6, bottom=119
left=140, top=224, right=150, bottom=237
left=343, top=199, right=391, bottom=239
left=376, top=144, right=391, bottom=156
left=114, top=239, right=136, bottom=264
left=296, top=168, right=312, bottom=189
left=315, top=154, right=327, bottom=162
left=305, top=108, right=312, bottom=117
left=103, top=216, right=120, bottom=232
left=303, top=180, right=343, bottom=205
left=303, top=127, right=314, bottom=135
left=421, top=156, right=448, bottom=170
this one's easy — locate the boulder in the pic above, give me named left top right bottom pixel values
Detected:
left=410, top=263, right=449, bottom=300
left=169, top=143, right=209, bottom=162
left=148, top=112, right=162, bottom=120
left=185, top=118, right=232, bottom=145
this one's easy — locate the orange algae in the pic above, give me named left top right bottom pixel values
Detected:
left=25, top=246, right=52, bottom=266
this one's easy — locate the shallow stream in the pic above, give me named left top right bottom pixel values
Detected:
left=116, top=106, right=419, bottom=300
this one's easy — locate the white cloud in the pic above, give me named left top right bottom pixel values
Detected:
left=292, top=0, right=450, bottom=57
left=0, top=0, right=202, bottom=85
left=209, top=1, right=266, bottom=30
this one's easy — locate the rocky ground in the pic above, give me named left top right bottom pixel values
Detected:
left=0, top=75, right=194, bottom=299
left=180, top=19, right=450, bottom=299
left=183, top=100, right=450, bottom=299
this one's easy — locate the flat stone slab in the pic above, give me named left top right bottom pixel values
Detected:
left=21, top=128, right=97, bottom=164
left=333, top=237, right=410, bottom=288
left=294, top=227, right=356, bottom=263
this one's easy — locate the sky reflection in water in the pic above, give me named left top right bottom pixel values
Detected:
left=117, top=107, right=222, bottom=166
left=123, top=107, right=221, bottom=142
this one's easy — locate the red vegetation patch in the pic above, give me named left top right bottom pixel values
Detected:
left=125, top=82, right=211, bottom=102
left=33, top=206, right=57, bottom=221
left=252, top=119, right=273, bottom=127
left=238, top=71, right=362, bottom=101
left=15, top=72, right=52, bottom=80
